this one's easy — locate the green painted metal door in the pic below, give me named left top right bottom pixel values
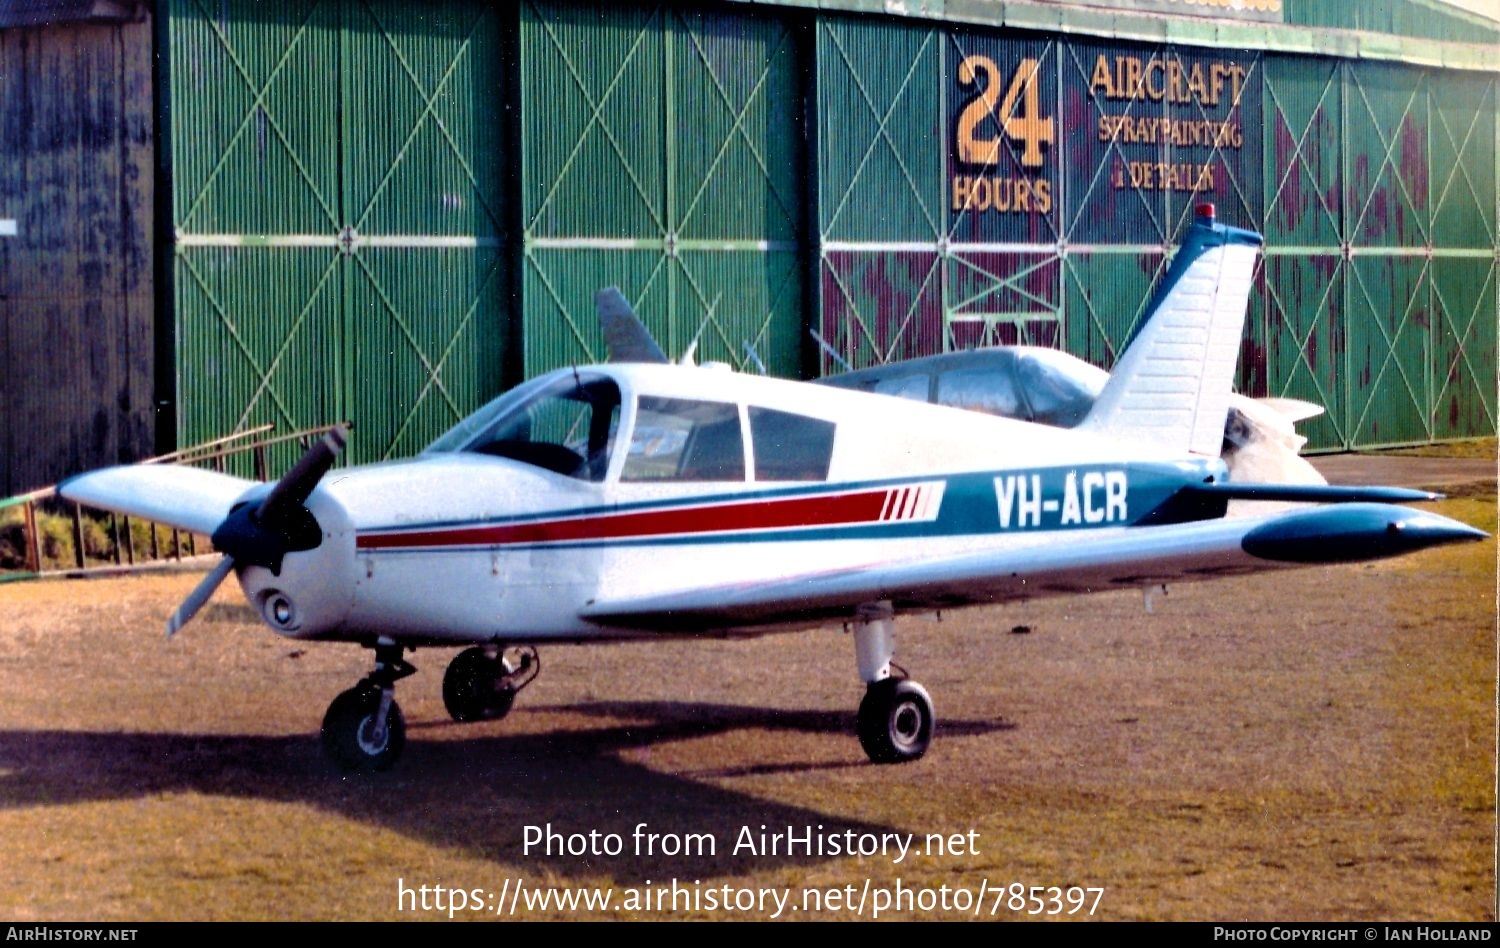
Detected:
left=816, top=17, right=945, bottom=369
left=168, top=0, right=508, bottom=466
left=1427, top=72, right=1497, bottom=441
left=519, top=2, right=804, bottom=377
left=1263, top=54, right=1347, bottom=449
left=1262, top=55, right=1499, bottom=449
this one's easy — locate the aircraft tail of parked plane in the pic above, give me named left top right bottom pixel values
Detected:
left=1076, top=204, right=1259, bottom=458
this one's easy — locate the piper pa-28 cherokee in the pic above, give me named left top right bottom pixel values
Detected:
left=60, top=205, right=1486, bottom=772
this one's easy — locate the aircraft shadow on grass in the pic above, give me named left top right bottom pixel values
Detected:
left=0, top=702, right=1012, bottom=884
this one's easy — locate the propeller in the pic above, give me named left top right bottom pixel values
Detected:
left=166, top=425, right=349, bottom=637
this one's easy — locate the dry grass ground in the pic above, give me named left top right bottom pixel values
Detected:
left=0, top=495, right=1492, bottom=922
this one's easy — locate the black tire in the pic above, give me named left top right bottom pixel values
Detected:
left=442, top=647, right=517, bottom=723
left=321, top=685, right=406, bottom=772
left=856, top=678, right=934, bottom=764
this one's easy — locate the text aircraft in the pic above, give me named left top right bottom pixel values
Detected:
left=60, top=205, right=1486, bottom=772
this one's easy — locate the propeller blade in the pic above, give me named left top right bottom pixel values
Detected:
left=211, top=424, right=351, bottom=575
left=257, top=425, right=348, bottom=527
left=166, top=556, right=236, bottom=638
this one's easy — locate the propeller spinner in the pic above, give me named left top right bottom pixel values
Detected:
left=166, top=426, right=349, bottom=637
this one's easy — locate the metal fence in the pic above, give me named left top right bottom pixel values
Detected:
left=0, top=423, right=343, bottom=582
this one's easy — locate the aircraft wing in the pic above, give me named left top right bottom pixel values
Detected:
left=581, top=503, right=1485, bottom=633
left=57, top=465, right=258, bottom=536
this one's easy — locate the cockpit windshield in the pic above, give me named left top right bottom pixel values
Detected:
left=425, top=373, right=621, bottom=482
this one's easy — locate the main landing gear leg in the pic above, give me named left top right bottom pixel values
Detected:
left=321, top=638, right=415, bottom=772
left=853, top=601, right=934, bottom=764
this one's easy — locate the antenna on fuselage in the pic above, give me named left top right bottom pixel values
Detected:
left=680, top=292, right=722, bottom=367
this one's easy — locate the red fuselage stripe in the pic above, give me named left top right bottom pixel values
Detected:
left=355, top=487, right=895, bottom=550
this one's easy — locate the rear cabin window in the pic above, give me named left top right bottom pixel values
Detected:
left=622, top=397, right=745, bottom=482
left=749, top=407, right=835, bottom=481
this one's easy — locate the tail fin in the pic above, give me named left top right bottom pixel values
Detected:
left=1078, top=204, right=1262, bottom=457
left=595, top=286, right=669, bottom=364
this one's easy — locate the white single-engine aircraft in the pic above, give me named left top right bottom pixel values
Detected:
left=60, top=206, right=1486, bottom=771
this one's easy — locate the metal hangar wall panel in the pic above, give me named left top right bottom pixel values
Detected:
left=518, top=2, right=805, bottom=380
left=156, top=0, right=1498, bottom=465
left=165, top=0, right=508, bottom=468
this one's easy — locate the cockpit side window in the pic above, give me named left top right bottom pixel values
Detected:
left=459, top=376, right=620, bottom=481
left=749, top=407, right=835, bottom=481
left=934, top=366, right=1024, bottom=419
left=873, top=373, right=932, bottom=403
left=622, top=397, right=746, bottom=482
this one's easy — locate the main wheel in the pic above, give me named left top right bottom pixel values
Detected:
left=321, top=685, right=406, bottom=772
left=442, top=647, right=517, bottom=723
left=857, top=678, right=934, bottom=764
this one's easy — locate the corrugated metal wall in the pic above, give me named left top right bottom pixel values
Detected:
left=167, top=0, right=805, bottom=468
left=1260, top=54, right=1498, bottom=450
left=814, top=12, right=1495, bottom=450
left=816, top=20, right=1268, bottom=396
left=519, top=1, right=804, bottom=378
left=0, top=16, right=154, bottom=495
left=159, top=0, right=1496, bottom=463
left=166, top=0, right=507, bottom=468
left=1282, top=0, right=1500, bottom=46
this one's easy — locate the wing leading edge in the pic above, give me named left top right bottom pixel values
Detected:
left=581, top=502, right=1486, bottom=633
left=58, top=465, right=257, bottom=536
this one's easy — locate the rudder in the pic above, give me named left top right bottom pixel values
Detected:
left=1078, top=204, right=1262, bottom=457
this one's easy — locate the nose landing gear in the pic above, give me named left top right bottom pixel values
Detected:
left=321, top=639, right=415, bottom=772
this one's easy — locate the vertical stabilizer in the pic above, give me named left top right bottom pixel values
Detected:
left=1078, top=205, right=1262, bottom=457
left=595, top=286, right=669, bottom=364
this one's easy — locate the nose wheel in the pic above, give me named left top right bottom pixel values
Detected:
left=321, top=640, right=415, bottom=772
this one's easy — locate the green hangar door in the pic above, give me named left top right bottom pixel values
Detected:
left=518, top=3, right=805, bottom=378
left=167, top=0, right=507, bottom=466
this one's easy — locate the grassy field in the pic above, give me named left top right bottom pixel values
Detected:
left=0, top=494, right=1492, bottom=921
left=1356, top=438, right=1497, bottom=461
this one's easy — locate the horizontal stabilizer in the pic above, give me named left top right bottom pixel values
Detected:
left=58, top=465, right=257, bottom=536
left=1256, top=397, right=1325, bottom=424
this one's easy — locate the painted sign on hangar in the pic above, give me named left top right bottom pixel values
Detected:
left=946, top=33, right=1262, bottom=242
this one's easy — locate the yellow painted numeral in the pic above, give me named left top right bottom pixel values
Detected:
left=956, top=55, right=1054, bottom=169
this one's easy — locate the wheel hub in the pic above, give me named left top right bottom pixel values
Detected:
left=892, top=703, right=921, bottom=744
left=357, top=713, right=388, bottom=754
